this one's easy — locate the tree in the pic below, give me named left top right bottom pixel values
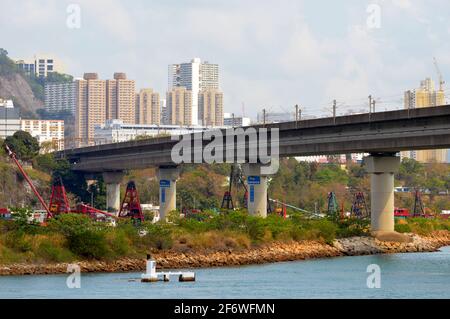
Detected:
left=314, top=164, right=349, bottom=185
left=397, top=158, right=425, bottom=187
left=87, top=176, right=106, bottom=210
left=45, top=72, right=73, bottom=83
left=33, top=153, right=57, bottom=174
left=52, top=159, right=89, bottom=203
left=39, top=141, right=56, bottom=154
left=177, top=166, right=224, bottom=209
left=4, top=131, right=40, bottom=161
left=424, top=177, right=446, bottom=196
left=0, top=48, right=18, bottom=75
left=0, top=138, right=5, bottom=157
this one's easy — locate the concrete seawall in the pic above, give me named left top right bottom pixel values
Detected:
left=1, top=231, right=449, bottom=276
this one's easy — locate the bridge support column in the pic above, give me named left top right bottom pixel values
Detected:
left=243, top=164, right=270, bottom=218
left=364, top=154, right=409, bottom=242
left=158, top=166, right=180, bottom=222
left=103, top=171, right=125, bottom=214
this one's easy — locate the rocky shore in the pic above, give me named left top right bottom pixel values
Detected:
left=333, top=230, right=450, bottom=255
left=1, top=231, right=449, bottom=276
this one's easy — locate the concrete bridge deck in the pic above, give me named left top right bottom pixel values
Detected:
left=56, top=105, right=450, bottom=240
left=58, top=105, right=450, bottom=172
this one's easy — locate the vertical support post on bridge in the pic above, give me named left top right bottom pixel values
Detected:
left=243, top=163, right=271, bottom=218
left=103, top=171, right=125, bottom=214
left=158, top=166, right=180, bottom=221
left=364, top=154, right=409, bottom=242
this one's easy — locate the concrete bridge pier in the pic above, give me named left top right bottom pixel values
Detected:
left=243, top=164, right=271, bottom=218
left=364, top=154, right=409, bottom=242
left=158, top=166, right=180, bottom=221
left=103, top=171, right=125, bottom=214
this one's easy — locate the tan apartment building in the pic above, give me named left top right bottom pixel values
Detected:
left=403, top=78, right=447, bottom=163
left=106, top=73, right=136, bottom=124
left=73, top=73, right=137, bottom=147
left=74, top=73, right=106, bottom=147
left=198, top=88, right=224, bottom=126
left=136, top=88, right=160, bottom=125
left=166, top=87, right=193, bottom=126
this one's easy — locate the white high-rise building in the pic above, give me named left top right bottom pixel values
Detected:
left=94, top=119, right=220, bottom=145
left=0, top=99, right=20, bottom=139
left=35, top=56, right=59, bottom=77
left=45, top=82, right=76, bottom=114
left=168, top=58, right=219, bottom=125
left=16, top=55, right=62, bottom=78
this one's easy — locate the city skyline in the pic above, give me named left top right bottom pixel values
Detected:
left=1, top=0, right=449, bottom=118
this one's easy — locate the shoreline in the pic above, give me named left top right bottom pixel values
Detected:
left=1, top=230, right=449, bottom=276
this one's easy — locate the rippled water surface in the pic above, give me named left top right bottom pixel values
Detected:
left=1, top=246, right=449, bottom=298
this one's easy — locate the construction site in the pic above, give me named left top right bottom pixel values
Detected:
left=1, top=141, right=448, bottom=228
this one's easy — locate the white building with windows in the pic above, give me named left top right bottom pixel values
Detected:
left=223, top=113, right=251, bottom=127
left=20, top=119, right=65, bottom=151
left=94, top=119, right=225, bottom=145
left=15, top=55, right=62, bottom=78
left=44, top=82, right=76, bottom=114
left=168, top=58, right=220, bottom=126
left=295, top=153, right=366, bottom=164
left=0, top=99, right=21, bottom=139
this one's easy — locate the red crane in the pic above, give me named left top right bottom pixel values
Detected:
left=5, top=144, right=52, bottom=217
left=5, top=143, right=118, bottom=222
left=119, top=181, right=144, bottom=222
left=49, top=177, right=71, bottom=215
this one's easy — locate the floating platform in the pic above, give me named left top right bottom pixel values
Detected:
left=141, top=256, right=195, bottom=283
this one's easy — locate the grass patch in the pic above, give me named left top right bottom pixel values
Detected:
left=395, top=218, right=450, bottom=235
left=1, top=210, right=448, bottom=265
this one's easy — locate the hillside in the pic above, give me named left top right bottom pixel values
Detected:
left=0, top=73, right=43, bottom=118
left=0, top=49, right=43, bottom=118
left=0, top=48, right=73, bottom=119
left=0, top=160, right=51, bottom=209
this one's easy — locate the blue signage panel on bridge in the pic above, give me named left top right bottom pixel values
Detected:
left=250, top=185, right=255, bottom=203
left=160, top=180, right=171, bottom=188
left=247, top=176, right=261, bottom=185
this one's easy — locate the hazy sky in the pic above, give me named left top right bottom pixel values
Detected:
left=1, top=0, right=449, bottom=118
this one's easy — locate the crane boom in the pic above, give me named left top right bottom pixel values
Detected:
left=4, top=144, right=52, bottom=216
left=268, top=198, right=323, bottom=218
left=433, top=57, right=445, bottom=92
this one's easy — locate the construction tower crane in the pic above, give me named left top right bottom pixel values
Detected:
left=433, top=57, right=445, bottom=92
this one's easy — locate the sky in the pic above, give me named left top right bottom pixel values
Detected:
left=1, top=0, right=449, bottom=119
